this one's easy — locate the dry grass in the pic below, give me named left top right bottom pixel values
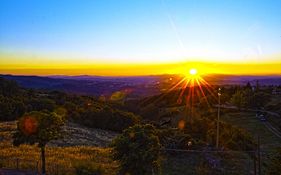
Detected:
left=0, top=142, right=118, bottom=175
left=0, top=121, right=119, bottom=175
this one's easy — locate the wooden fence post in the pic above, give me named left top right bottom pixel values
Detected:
left=36, top=161, right=39, bottom=175
left=16, top=158, right=19, bottom=170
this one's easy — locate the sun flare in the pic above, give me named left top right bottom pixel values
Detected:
left=189, top=68, right=197, bottom=75
left=159, top=66, right=217, bottom=123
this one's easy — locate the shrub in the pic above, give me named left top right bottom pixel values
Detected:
left=79, top=107, right=140, bottom=132
left=28, top=98, right=56, bottom=112
left=74, top=161, right=103, bottom=175
left=112, top=124, right=161, bottom=175
left=157, top=128, right=194, bottom=149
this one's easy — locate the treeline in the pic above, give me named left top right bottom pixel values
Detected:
left=0, top=78, right=26, bottom=121
left=0, top=77, right=139, bottom=132
left=229, top=83, right=271, bottom=110
left=157, top=117, right=255, bottom=151
left=127, top=83, right=269, bottom=151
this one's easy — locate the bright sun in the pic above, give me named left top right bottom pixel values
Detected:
left=166, top=66, right=212, bottom=115
left=189, top=68, right=197, bottom=75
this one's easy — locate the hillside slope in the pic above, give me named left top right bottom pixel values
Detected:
left=0, top=121, right=118, bottom=147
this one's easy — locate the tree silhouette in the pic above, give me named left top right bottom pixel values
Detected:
left=230, top=90, right=246, bottom=110
left=13, top=111, right=65, bottom=175
left=112, top=124, right=161, bottom=175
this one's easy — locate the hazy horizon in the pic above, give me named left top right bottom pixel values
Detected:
left=1, top=0, right=281, bottom=75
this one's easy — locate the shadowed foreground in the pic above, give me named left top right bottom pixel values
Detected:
left=0, top=168, right=36, bottom=175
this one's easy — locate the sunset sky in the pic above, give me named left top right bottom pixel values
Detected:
left=0, top=0, right=281, bottom=75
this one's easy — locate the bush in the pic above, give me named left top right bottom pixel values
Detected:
left=0, top=96, right=26, bottom=121
left=112, top=124, right=161, bottom=175
left=28, top=98, right=56, bottom=112
left=157, top=128, right=194, bottom=149
left=79, top=107, right=140, bottom=132
left=74, top=161, right=103, bottom=175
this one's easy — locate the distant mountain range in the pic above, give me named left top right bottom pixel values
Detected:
left=1, top=74, right=281, bottom=97
left=203, top=74, right=281, bottom=86
left=0, top=74, right=161, bottom=98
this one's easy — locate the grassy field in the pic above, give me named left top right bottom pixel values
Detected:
left=220, top=110, right=281, bottom=174
left=0, top=142, right=118, bottom=175
left=0, top=121, right=118, bottom=175
left=220, top=111, right=281, bottom=150
left=265, top=95, right=281, bottom=133
left=1, top=142, right=253, bottom=175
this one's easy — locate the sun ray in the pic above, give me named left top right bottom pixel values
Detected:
left=196, top=78, right=211, bottom=108
left=169, top=77, right=187, bottom=92
left=198, top=76, right=217, bottom=99
left=141, top=68, right=216, bottom=124
left=177, top=78, right=190, bottom=104
left=163, top=68, right=217, bottom=122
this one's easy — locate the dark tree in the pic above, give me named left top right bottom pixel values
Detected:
left=112, top=124, right=161, bottom=175
left=13, top=111, right=65, bottom=175
left=29, top=98, right=56, bottom=112
left=0, top=77, right=21, bottom=97
left=230, top=90, right=246, bottom=110
left=245, top=82, right=252, bottom=90
left=252, top=92, right=270, bottom=109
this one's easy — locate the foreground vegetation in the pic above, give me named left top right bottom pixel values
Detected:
left=0, top=142, right=117, bottom=175
left=0, top=121, right=117, bottom=175
left=0, top=77, right=280, bottom=174
left=0, top=122, right=259, bottom=175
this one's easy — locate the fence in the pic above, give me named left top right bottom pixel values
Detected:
left=161, top=148, right=274, bottom=175
left=0, top=149, right=275, bottom=175
left=0, top=157, right=74, bottom=175
left=0, top=157, right=39, bottom=174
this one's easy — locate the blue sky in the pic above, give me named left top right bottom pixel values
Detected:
left=0, top=0, right=281, bottom=64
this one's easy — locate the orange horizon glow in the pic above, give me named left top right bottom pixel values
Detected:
left=1, top=51, right=281, bottom=76
left=1, top=60, right=281, bottom=76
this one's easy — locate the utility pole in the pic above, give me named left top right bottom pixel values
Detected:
left=216, top=88, right=221, bottom=149
left=257, top=136, right=261, bottom=175
left=254, top=153, right=257, bottom=175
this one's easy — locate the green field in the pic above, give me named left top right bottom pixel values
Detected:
left=220, top=111, right=281, bottom=150
left=220, top=110, right=281, bottom=174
